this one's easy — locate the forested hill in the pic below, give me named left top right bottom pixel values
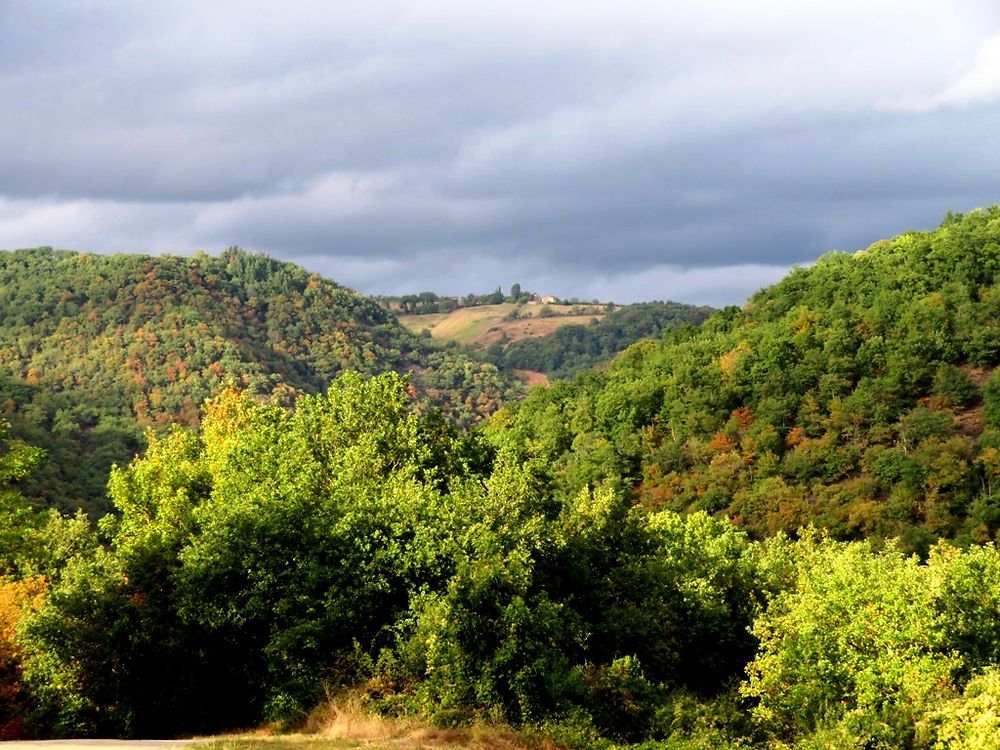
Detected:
left=10, top=213, right=1000, bottom=748
left=0, top=247, right=517, bottom=514
left=487, top=300, right=715, bottom=380
left=494, top=207, right=1000, bottom=551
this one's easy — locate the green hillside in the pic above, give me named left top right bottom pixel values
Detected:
left=0, top=247, right=518, bottom=514
left=495, top=207, right=1000, bottom=551
left=7, top=212, right=1000, bottom=749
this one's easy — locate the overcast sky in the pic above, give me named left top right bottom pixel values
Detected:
left=2, top=1, right=1000, bottom=305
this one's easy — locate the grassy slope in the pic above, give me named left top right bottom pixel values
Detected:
left=397, top=304, right=608, bottom=347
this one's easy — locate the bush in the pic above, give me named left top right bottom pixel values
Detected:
left=918, top=668, right=1000, bottom=750
left=0, top=577, right=46, bottom=739
left=742, top=535, right=960, bottom=746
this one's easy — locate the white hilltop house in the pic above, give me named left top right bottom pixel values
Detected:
left=529, top=294, right=558, bottom=304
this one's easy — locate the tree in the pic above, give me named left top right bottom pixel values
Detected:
left=742, top=535, right=960, bottom=746
left=0, top=576, right=46, bottom=739
left=0, top=420, right=45, bottom=575
left=984, top=371, right=1000, bottom=431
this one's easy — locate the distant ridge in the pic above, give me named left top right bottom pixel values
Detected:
left=0, top=247, right=517, bottom=514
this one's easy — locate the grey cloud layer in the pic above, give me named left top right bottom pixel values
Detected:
left=2, top=0, right=1000, bottom=304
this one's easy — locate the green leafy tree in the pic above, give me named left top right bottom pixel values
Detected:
left=741, top=535, right=1000, bottom=748
left=919, top=668, right=1000, bottom=750
left=0, top=420, right=45, bottom=575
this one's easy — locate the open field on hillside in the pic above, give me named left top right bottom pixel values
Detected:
left=478, top=314, right=605, bottom=347
left=398, top=303, right=608, bottom=348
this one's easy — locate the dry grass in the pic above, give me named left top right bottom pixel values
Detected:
left=479, top=315, right=602, bottom=347
left=960, top=364, right=995, bottom=386
left=398, top=305, right=607, bottom=349
left=398, top=305, right=518, bottom=345
left=257, top=697, right=540, bottom=750
left=195, top=693, right=561, bottom=750
left=199, top=738, right=363, bottom=750
left=200, top=730, right=537, bottom=750
left=304, top=696, right=417, bottom=742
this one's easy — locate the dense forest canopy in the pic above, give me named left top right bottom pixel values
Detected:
left=496, top=207, right=1000, bottom=552
left=5, top=210, right=1000, bottom=749
left=0, top=248, right=519, bottom=515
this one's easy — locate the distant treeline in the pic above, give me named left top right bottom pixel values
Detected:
left=377, top=284, right=601, bottom=314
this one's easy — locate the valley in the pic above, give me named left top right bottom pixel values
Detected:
left=4, top=208, right=1000, bottom=749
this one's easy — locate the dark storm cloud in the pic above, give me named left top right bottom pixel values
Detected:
left=2, top=0, right=1000, bottom=304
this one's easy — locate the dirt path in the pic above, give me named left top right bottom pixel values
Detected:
left=1, top=741, right=202, bottom=750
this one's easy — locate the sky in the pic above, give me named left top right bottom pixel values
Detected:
left=2, top=1, right=1000, bottom=306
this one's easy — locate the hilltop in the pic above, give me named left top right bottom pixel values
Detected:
left=0, top=248, right=518, bottom=514
left=495, top=207, right=1000, bottom=551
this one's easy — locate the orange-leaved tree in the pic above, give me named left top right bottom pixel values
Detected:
left=0, top=576, right=46, bottom=739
